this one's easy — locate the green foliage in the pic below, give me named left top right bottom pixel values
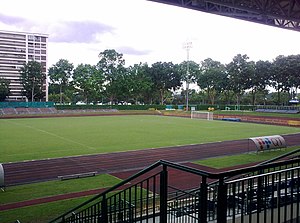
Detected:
left=48, top=59, right=74, bottom=104
left=48, top=93, right=71, bottom=103
left=0, top=78, right=10, bottom=101
left=55, top=104, right=165, bottom=110
left=226, top=54, right=255, bottom=104
left=48, top=52, right=300, bottom=106
left=19, top=61, right=45, bottom=101
left=149, top=62, right=181, bottom=104
left=198, top=58, right=226, bottom=105
left=73, top=64, right=104, bottom=103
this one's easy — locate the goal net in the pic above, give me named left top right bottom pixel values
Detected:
left=191, top=111, right=213, bottom=120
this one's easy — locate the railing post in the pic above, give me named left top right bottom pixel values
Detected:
left=160, top=164, right=168, bottom=223
left=217, top=177, right=227, bottom=223
left=101, top=195, right=108, bottom=223
left=199, top=176, right=208, bottom=223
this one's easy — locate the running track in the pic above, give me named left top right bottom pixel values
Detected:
left=3, top=133, right=300, bottom=186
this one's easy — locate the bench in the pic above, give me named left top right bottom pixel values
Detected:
left=58, top=171, right=97, bottom=180
left=221, top=118, right=241, bottom=122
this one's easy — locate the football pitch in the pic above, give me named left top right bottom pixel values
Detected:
left=0, top=115, right=299, bottom=163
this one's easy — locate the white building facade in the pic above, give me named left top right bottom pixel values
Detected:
left=0, top=30, right=48, bottom=101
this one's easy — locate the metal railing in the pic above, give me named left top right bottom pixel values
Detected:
left=49, top=155, right=300, bottom=223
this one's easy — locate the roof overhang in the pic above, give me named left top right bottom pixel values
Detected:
left=148, top=0, right=300, bottom=32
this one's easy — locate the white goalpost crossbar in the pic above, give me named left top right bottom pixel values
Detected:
left=191, top=111, right=213, bottom=120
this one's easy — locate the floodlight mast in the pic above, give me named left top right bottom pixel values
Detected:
left=183, top=41, right=192, bottom=111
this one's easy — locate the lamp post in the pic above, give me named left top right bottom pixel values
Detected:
left=183, top=41, right=192, bottom=111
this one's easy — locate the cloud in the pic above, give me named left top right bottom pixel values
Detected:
left=0, top=13, right=115, bottom=44
left=116, top=46, right=152, bottom=56
left=0, top=13, right=25, bottom=25
left=49, top=21, right=115, bottom=43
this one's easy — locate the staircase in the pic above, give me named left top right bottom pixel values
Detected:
left=49, top=151, right=300, bottom=223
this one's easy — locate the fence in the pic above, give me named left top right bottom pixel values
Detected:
left=49, top=153, right=300, bottom=223
left=0, top=101, right=54, bottom=108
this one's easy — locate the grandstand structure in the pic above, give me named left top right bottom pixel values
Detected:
left=50, top=151, right=300, bottom=223
left=256, top=105, right=300, bottom=114
left=148, top=0, right=300, bottom=32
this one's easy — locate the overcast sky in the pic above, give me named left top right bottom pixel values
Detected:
left=1, top=0, right=300, bottom=68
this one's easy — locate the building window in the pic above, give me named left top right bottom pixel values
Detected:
left=28, top=35, right=34, bottom=41
left=41, top=50, right=46, bottom=54
left=34, top=36, right=40, bottom=41
left=35, top=50, right=40, bottom=54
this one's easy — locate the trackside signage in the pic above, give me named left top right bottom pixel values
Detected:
left=250, top=135, right=286, bottom=152
left=0, top=163, right=4, bottom=188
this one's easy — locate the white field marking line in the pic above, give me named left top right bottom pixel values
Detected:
left=3, top=119, right=97, bottom=150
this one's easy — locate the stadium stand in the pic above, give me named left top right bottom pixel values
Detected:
left=255, top=109, right=299, bottom=114
left=1, top=108, right=17, bottom=115
left=256, top=105, right=300, bottom=114
left=0, top=107, right=58, bottom=115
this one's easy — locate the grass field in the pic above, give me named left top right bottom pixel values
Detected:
left=1, top=115, right=299, bottom=163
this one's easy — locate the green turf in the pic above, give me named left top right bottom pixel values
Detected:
left=194, top=146, right=300, bottom=169
left=0, top=174, right=121, bottom=205
left=1, top=115, right=299, bottom=163
left=0, top=195, right=94, bottom=223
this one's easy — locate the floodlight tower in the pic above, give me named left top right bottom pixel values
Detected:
left=183, top=40, right=192, bottom=111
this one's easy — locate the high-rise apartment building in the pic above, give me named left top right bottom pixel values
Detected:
left=0, top=30, right=48, bottom=101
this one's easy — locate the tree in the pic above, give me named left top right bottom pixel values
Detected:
left=197, top=58, right=226, bottom=105
left=127, top=63, right=153, bottom=104
left=148, top=62, right=181, bottom=105
left=284, top=55, right=300, bottom=100
left=0, top=78, right=10, bottom=101
left=73, top=64, right=104, bottom=104
left=249, top=60, right=272, bottom=105
left=271, top=55, right=291, bottom=105
left=19, top=61, right=45, bottom=101
left=226, top=54, right=254, bottom=105
left=97, top=49, right=126, bottom=104
left=48, top=59, right=74, bottom=104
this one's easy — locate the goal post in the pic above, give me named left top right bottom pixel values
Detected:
left=191, top=111, right=213, bottom=120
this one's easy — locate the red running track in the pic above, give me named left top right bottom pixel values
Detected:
left=3, top=133, right=300, bottom=186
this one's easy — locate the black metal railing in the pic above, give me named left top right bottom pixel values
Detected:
left=49, top=154, right=300, bottom=223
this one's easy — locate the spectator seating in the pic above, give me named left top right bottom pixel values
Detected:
left=256, top=109, right=299, bottom=114
left=0, top=107, right=58, bottom=115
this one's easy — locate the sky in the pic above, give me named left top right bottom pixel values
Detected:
left=1, top=0, right=300, bottom=68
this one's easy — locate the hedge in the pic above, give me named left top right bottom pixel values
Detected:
left=55, top=104, right=166, bottom=110
left=55, top=104, right=256, bottom=111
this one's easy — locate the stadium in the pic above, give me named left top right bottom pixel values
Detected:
left=1, top=0, right=300, bottom=222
